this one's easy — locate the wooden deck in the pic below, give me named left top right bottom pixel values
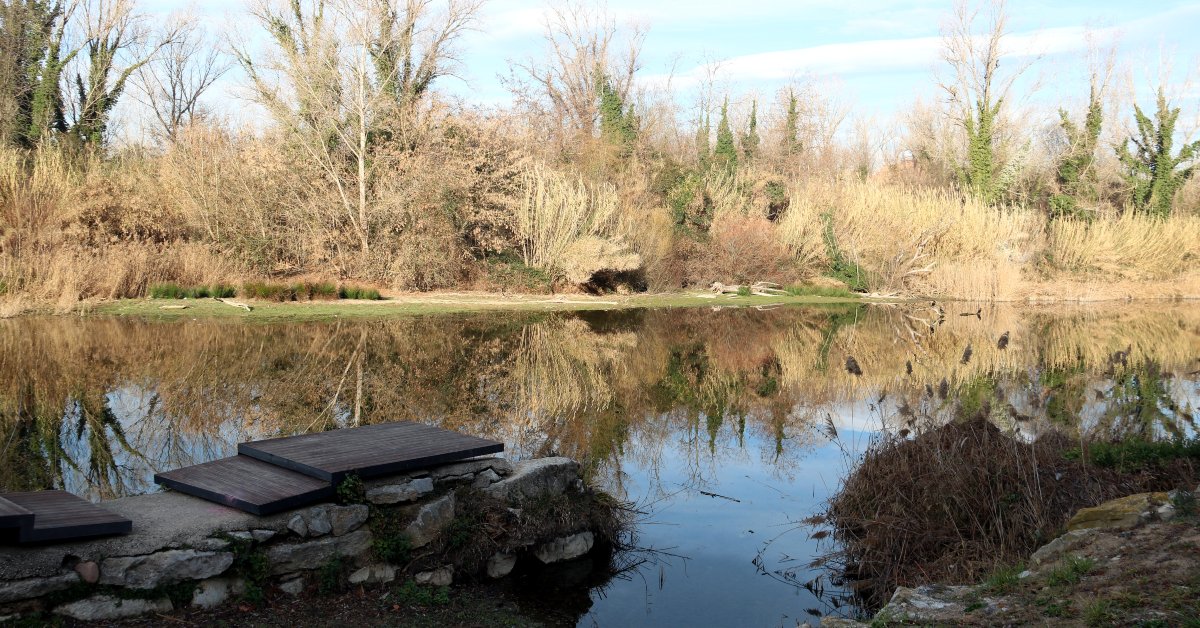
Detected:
left=0, top=496, right=33, bottom=530
left=238, top=421, right=504, bottom=482
left=0, top=491, right=132, bottom=543
left=154, top=455, right=335, bottom=516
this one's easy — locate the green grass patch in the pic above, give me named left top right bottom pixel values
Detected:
left=149, top=283, right=236, bottom=299
left=390, top=579, right=451, bottom=607
left=339, top=285, right=382, bottom=300
left=1067, top=438, right=1200, bottom=472
left=1083, top=599, right=1117, bottom=627
left=983, top=563, right=1024, bottom=593
left=1047, top=555, right=1095, bottom=587
left=785, top=284, right=856, bottom=299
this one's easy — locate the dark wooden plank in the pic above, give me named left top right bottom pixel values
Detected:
left=239, top=421, right=504, bottom=482
left=155, top=455, right=335, bottom=515
left=0, top=496, right=33, bottom=530
left=0, top=491, right=131, bottom=543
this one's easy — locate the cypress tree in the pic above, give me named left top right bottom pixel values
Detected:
left=714, top=96, right=737, bottom=172
left=784, top=89, right=800, bottom=155
left=741, top=98, right=759, bottom=161
left=1116, top=88, right=1200, bottom=217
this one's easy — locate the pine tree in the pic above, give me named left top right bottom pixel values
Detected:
left=741, top=99, right=759, bottom=161
left=1116, top=88, right=1200, bottom=217
left=784, top=89, right=800, bottom=155
left=1050, top=85, right=1103, bottom=219
left=714, top=96, right=737, bottom=172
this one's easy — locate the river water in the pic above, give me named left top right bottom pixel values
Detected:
left=1, top=303, right=1197, bottom=626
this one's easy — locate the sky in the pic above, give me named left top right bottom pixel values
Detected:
left=137, top=0, right=1200, bottom=136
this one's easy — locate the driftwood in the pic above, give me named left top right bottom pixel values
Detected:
left=217, top=298, right=253, bottom=312
left=710, top=281, right=789, bottom=297
left=158, top=304, right=189, bottom=310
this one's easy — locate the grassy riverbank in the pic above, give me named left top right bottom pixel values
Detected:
left=68, top=290, right=866, bottom=321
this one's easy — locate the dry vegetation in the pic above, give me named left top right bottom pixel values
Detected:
left=1, top=0, right=1199, bottom=312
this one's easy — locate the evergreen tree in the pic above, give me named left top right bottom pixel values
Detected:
left=784, top=89, right=800, bottom=155
left=598, top=75, right=635, bottom=152
left=962, top=94, right=1000, bottom=202
left=1050, top=85, right=1103, bottom=219
left=741, top=98, right=759, bottom=161
left=0, top=1, right=70, bottom=147
left=714, top=96, right=737, bottom=172
left=1116, top=88, right=1200, bottom=217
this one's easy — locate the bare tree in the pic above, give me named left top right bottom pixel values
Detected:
left=369, top=0, right=481, bottom=116
left=69, top=0, right=179, bottom=145
left=132, top=12, right=230, bottom=142
left=506, top=2, right=645, bottom=147
left=937, top=0, right=1036, bottom=201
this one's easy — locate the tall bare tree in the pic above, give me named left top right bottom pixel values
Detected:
left=937, top=0, right=1035, bottom=202
left=132, top=12, right=229, bottom=142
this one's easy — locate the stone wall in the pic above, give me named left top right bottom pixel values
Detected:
left=0, top=456, right=612, bottom=622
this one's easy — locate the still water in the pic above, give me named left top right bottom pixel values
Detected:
left=2, top=303, right=1197, bottom=625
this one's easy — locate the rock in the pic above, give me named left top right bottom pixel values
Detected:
left=99, top=550, right=234, bottom=589
left=430, top=458, right=513, bottom=481
left=307, top=506, right=333, bottom=536
left=329, top=504, right=369, bottom=536
left=1029, top=529, right=1096, bottom=567
left=1157, top=503, right=1176, bottom=522
left=878, top=584, right=977, bottom=622
left=366, top=477, right=434, bottom=505
left=473, top=469, right=502, bottom=488
left=54, top=595, right=172, bottom=621
left=820, top=620, right=868, bottom=628
left=349, top=564, right=397, bottom=585
left=278, top=574, right=306, bottom=596
left=1067, top=493, right=1168, bottom=532
left=75, top=561, right=99, bottom=584
left=486, top=552, right=517, bottom=579
left=194, top=538, right=232, bottom=551
left=534, top=531, right=594, bottom=564
left=414, top=565, right=453, bottom=587
left=287, top=514, right=308, bottom=537
left=0, top=572, right=80, bottom=604
left=229, top=529, right=277, bottom=544
left=404, top=494, right=456, bottom=548
left=266, top=529, right=372, bottom=574
left=191, top=577, right=246, bottom=609
left=485, top=457, right=580, bottom=504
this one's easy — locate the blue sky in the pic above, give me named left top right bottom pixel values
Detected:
left=148, top=0, right=1200, bottom=131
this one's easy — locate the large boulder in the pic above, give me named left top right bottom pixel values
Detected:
left=191, top=577, right=246, bottom=609
left=366, top=477, right=434, bottom=505
left=534, top=531, right=594, bottom=564
left=485, top=457, right=581, bottom=504
left=1067, top=492, right=1169, bottom=532
left=99, top=550, right=234, bottom=589
left=0, top=572, right=79, bottom=604
left=404, top=494, right=456, bottom=548
left=329, top=505, right=369, bottom=536
left=54, top=595, right=172, bottom=621
left=266, top=529, right=372, bottom=574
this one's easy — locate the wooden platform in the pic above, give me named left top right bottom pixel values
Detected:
left=0, top=491, right=132, bottom=543
left=154, top=455, right=335, bottom=516
left=238, top=421, right=504, bottom=482
left=0, top=496, right=33, bottom=530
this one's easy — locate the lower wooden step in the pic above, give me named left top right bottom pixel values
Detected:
left=154, top=455, right=335, bottom=515
left=0, top=491, right=132, bottom=544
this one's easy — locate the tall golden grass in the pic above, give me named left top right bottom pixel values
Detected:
left=1048, top=213, right=1200, bottom=280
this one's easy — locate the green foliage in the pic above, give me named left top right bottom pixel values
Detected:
left=983, top=563, right=1025, bottom=593
left=371, top=507, right=414, bottom=563
left=735, top=285, right=751, bottom=297
left=1047, top=555, right=1095, bottom=587
left=338, top=285, right=382, bottom=300
left=784, top=89, right=800, bottom=155
left=392, top=579, right=451, bottom=607
left=1172, top=489, right=1197, bottom=517
left=1083, top=599, right=1117, bottom=627
left=741, top=99, right=759, bottom=161
left=0, top=1, right=70, bottom=147
left=962, top=96, right=1001, bottom=202
left=666, top=170, right=708, bottom=232
left=1116, top=88, right=1200, bottom=217
left=819, top=212, right=869, bottom=292
left=1051, top=86, right=1104, bottom=220
left=783, top=284, right=855, bottom=299
left=317, top=558, right=347, bottom=594
left=337, top=474, right=365, bottom=504
left=226, top=536, right=271, bottom=605
left=1067, top=438, right=1200, bottom=472
left=713, top=97, right=738, bottom=173
left=598, top=74, right=636, bottom=154
left=149, top=283, right=237, bottom=299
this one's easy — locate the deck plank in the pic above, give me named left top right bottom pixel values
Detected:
left=0, top=491, right=131, bottom=543
left=154, top=455, right=335, bottom=516
left=239, top=421, right=504, bottom=482
left=0, top=496, right=33, bottom=530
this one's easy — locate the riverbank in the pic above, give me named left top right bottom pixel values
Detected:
left=832, top=489, right=1200, bottom=627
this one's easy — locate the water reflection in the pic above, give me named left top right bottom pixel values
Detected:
left=1, top=303, right=1198, bottom=624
